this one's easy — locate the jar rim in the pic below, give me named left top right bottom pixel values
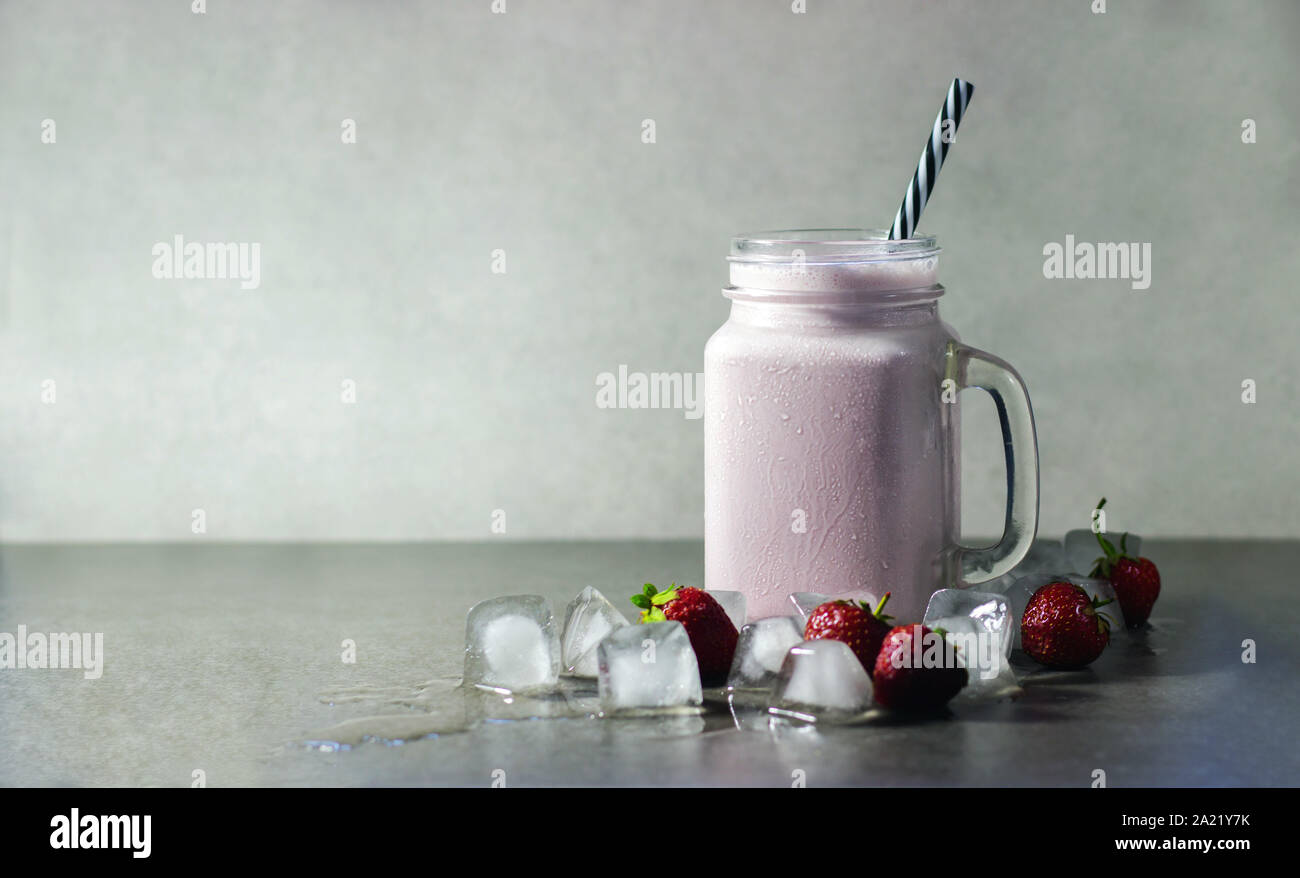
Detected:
left=729, top=228, right=940, bottom=264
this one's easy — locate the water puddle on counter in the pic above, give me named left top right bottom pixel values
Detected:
left=301, top=677, right=601, bottom=751
left=299, top=678, right=740, bottom=751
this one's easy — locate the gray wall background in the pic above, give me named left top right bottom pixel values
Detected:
left=1, top=0, right=1296, bottom=542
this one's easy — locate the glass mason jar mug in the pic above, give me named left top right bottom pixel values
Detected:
left=703, top=230, right=1039, bottom=622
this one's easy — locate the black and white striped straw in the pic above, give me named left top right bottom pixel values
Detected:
left=887, top=78, right=975, bottom=240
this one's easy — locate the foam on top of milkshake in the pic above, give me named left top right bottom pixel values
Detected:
left=727, top=229, right=940, bottom=294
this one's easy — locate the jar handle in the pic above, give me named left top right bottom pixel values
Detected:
left=946, top=341, right=1040, bottom=586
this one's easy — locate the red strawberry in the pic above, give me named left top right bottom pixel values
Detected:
left=871, top=624, right=968, bottom=712
left=804, top=593, right=895, bottom=677
left=631, top=584, right=738, bottom=686
left=1087, top=497, right=1161, bottom=627
left=1020, top=580, right=1113, bottom=669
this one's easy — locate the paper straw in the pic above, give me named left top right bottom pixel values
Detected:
left=887, top=78, right=975, bottom=240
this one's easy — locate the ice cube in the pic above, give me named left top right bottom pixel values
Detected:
left=597, top=621, right=702, bottom=713
left=788, top=590, right=879, bottom=625
left=1012, top=539, right=1068, bottom=577
left=984, top=575, right=1044, bottom=650
left=560, top=586, right=630, bottom=678
left=770, top=639, right=873, bottom=716
left=726, top=615, right=805, bottom=691
left=463, top=595, right=561, bottom=694
left=979, top=571, right=1019, bottom=603
left=944, top=628, right=1019, bottom=701
left=708, top=589, right=748, bottom=630
left=924, top=589, right=1013, bottom=659
left=925, top=614, right=1013, bottom=693
left=1063, top=529, right=1142, bottom=577
left=789, top=592, right=830, bottom=624
left=959, top=660, right=1019, bottom=700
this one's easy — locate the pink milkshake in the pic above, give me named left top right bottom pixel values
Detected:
left=704, top=230, right=1037, bottom=622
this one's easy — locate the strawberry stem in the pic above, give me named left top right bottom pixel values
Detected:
left=1090, top=497, right=1126, bottom=577
left=871, top=592, right=895, bottom=624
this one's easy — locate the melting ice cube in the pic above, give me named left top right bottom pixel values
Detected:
left=597, top=621, right=702, bottom=713
left=770, top=639, right=873, bottom=717
left=560, top=586, right=629, bottom=678
left=726, top=616, right=805, bottom=691
left=924, top=589, right=1013, bottom=659
left=925, top=614, right=1016, bottom=697
left=1013, top=539, right=1068, bottom=577
left=463, top=595, right=561, bottom=694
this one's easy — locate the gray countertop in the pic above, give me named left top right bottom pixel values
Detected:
left=0, top=540, right=1295, bottom=787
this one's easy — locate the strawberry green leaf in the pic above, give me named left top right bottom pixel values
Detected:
left=643, top=583, right=657, bottom=598
left=630, top=594, right=652, bottom=610
left=1089, top=592, right=1116, bottom=632
left=649, top=587, right=678, bottom=606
